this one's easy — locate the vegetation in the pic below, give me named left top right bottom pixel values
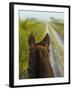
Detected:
left=49, top=17, right=64, bottom=39
left=19, top=18, right=46, bottom=79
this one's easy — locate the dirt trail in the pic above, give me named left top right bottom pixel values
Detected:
left=50, top=23, right=64, bottom=45
left=45, top=23, right=64, bottom=77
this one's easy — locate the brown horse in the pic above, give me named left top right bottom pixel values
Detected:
left=28, top=33, right=54, bottom=78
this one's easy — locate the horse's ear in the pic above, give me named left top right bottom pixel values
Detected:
left=42, top=33, right=50, bottom=47
left=29, top=33, right=35, bottom=47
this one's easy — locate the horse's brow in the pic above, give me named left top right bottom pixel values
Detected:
left=32, top=45, right=47, bottom=50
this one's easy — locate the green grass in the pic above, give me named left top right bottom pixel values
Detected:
left=50, top=21, right=64, bottom=39
left=19, top=18, right=46, bottom=79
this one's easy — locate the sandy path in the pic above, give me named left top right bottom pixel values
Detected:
left=45, top=23, right=64, bottom=77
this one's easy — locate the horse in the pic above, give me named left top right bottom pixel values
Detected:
left=28, top=33, right=54, bottom=78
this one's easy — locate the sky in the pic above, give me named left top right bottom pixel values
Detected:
left=19, top=10, right=64, bottom=21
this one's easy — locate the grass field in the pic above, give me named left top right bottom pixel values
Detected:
left=49, top=18, right=64, bottom=39
left=19, top=18, right=46, bottom=79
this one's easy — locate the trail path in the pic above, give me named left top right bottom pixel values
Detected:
left=50, top=23, right=64, bottom=45
left=45, top=23, right=64, bottom=77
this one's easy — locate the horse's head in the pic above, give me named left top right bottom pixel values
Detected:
left=28, top=33, right=54, bottom=78
left=29, top=33, right=50, bottom=48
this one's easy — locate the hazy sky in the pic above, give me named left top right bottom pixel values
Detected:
left=19, top=10, right=64, bottom=21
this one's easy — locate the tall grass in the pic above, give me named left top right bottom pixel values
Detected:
left=50, top=22, right=64, bottom=39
